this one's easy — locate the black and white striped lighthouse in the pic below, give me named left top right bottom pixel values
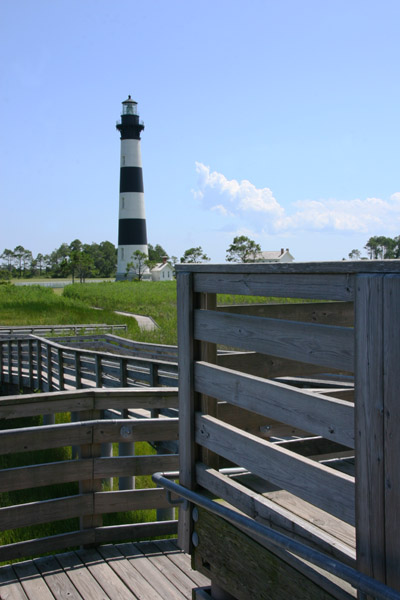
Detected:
left=116, top=96, right=148, bottom=280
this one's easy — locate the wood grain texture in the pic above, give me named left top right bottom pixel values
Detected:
left=196, top=463, right=355, bottom=567
left=93, top=454, right=179, bottom=479
left=216, top=301, right=354, bottom=326
left=92, top=418, right=179, bottom=444
left=194, top=272, right=354, bottom=301
left=193, top=507, right=341, bottom=600
left=195, top=413, right=355, bottom=524
left=0, top=494, right=92, bottom=531
left=354, top=274, right=385, bottom=585
left=195, top=362, right=354, bottom=448
left=94, top=488, right=170, bottom=513
left=176, top=260, right=400, bottom=275
left=177, top=271, right=196, bottom=552
left=0, top=421, right=92, bottom=454
left=383, top=275, right=400, bottom=591
left=194, top=310, right=354, bottom=371
left=0, top=529, right=94, bottom=563
left=0, top=459, right=93, bottom=493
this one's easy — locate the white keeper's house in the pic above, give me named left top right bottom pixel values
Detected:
left=257, top=248, right=295, bottom=263
left=150, top=257, right=174, bottom=281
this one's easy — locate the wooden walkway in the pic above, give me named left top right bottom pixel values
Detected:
left=0, top=540, right=210, bottom=600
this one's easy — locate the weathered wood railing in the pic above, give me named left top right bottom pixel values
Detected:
left=0, top=335, right=178, bottom=393
left=0, top=387, right=179, bottom=562
left=0, top=323, right=127, bottom=336
left=176, top=261, right=400, bottom=599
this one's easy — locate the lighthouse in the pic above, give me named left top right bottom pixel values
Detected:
left=116, top=96, right=148, bottom=280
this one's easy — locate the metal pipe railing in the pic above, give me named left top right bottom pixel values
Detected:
left=152, top=472, right=400, bottom=600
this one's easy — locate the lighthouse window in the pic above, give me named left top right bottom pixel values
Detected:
left=121, top=248, right=124, bottom=260
left=122, top=156, right=125, bottom=165
left=121, top=197, right=125, bottom=209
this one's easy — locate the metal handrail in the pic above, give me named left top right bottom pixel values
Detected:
left=152, top=472, right=400, bottom=600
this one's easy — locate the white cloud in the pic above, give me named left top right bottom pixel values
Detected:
left=194, top=162, right=400, bottom=235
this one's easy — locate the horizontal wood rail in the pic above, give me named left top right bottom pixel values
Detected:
left=0, top=387, right=179, bottom=562
left=0, top=323, right=127, bottom=336
left=0, top=335, right=178, bottom=393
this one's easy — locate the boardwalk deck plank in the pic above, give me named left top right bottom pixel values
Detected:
left=33, top=555, right=83, bottom=600
left=152, top=540, right=211, bottom=588
left=55, top=551, right=111, bottom=600
left=12, top=561, right=54, bottom=600
left=97, top=544, right=171, bottom=600
left=75, top=548, right=137, bottom=600
left=0, top=564, right=29, bottom=600
left=117, top=541, right=195, bottom=598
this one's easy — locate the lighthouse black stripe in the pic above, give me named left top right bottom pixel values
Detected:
left=120, top=167, right=144, bottom=193
left=118, top=219, right=148, bottom=246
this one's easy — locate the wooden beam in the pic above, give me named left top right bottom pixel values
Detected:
left=195, top=414, right=355, bottom=525
left=195, top=362, right=354, bottom=448
left=195, top=310, right=354, bottom=371
left=193, top=272, right=354, bottom=300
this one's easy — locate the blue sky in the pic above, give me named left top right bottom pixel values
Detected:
left=1, top=0, right=399, bottom=262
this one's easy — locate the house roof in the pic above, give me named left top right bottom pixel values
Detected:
left=151, top=262, right=172, bottom=272
left=256, top=249, right=295, bottom=261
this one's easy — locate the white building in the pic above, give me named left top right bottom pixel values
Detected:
left=256, top=248, right=295, bottom=263
left=150, top=257, right=174, bottom=281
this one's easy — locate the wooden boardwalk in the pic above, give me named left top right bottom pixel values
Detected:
left=0, top=540, right=210, bottom=600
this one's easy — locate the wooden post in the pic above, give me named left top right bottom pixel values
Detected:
left=118, top=408, right=135, bottom=490
left=28, top=339, right=34, bottom=390
left=46, top=344, right=52, bottom=392
left=75, top=351, right=82, bottom=389
left=36, top=340, right=42, bottom=391
left=7, top=340, right=12, bottom=384
left=57, top=348, right=64, bottom=390
left=16, top=340, right=22, bottom=390
left=94, top=354, right=102, bottom=388
left=120, top=357, right=127, bottom=387
left=79, top=409, right=103, bottom=536
left=177, top=271, right=198, bottom=552
left=0, top=340, right=3, bottom=385
left=200, top=292, right=219, bottom=470
left=383, top=274, right=400, bottom=591
left=355, top=273, right=400, bottom=593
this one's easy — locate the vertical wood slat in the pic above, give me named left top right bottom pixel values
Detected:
left=383, top=275, right=400, bottom=591
left=200, top=292, right=219, bottom=470
left=46, top=344, right=52, bottom=392
left=28, top=339, right=34, bottom=390
left=0, top=341, right=3, bottom=384
left=36, top=340, right=42, bottom=391
left=355, top=274, right=385, bottom=587
left=57, top=348, right=64, bottom=390
left=16, top=340, right=22, bottom=389
left=177, top=271, right=196, bottom=552
left=120, top=357, right=127, bottom=387
left=75, top=351, right=82, bottom=389
left=95, top=354, right=102, bottom=388
left=79, top=409, right=102, bottom=533
left=7, top=340, right=12, bottom=383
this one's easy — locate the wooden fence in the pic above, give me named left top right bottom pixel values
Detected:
left=0, top=324, right=127, bottom=336
left=176, top=260, right=400, bottom=599
left=0, top=387, right=179, bottom=562
left=0, top=335, right=178, bottom=393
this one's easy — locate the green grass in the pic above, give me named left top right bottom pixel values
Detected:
left=0, top=284, right=142, bottom=339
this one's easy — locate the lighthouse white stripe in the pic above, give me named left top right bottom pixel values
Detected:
left=119, top=192, right=147, bottom=219
left=120, top=139, right=142, bottom=167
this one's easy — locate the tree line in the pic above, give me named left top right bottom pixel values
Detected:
left=348, top=235, right=400, bottom=260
